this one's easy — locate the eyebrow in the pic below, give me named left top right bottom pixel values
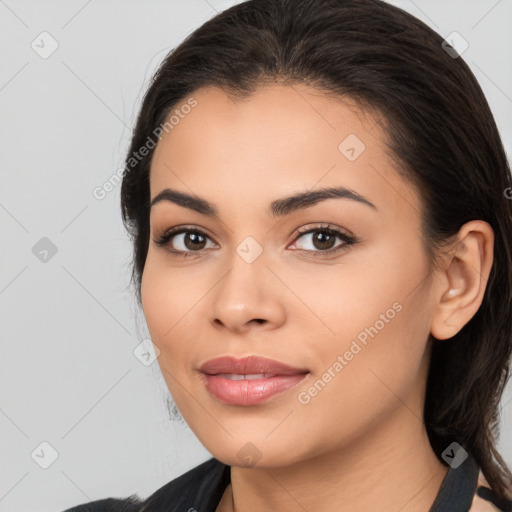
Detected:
left=149, top=186, right=377, bottom=218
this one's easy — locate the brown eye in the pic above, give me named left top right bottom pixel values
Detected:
left=290, top=224, right=357, bottom=256
left=181, top=232, right=208, bottom=251
left=309, top=231, right=337, bottom=250
left=154, top=228, right=215, bottom=253
left=153, top=224, right=357, bottom=258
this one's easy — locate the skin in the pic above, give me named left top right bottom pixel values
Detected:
left=141, top=83, right=494, bottom=512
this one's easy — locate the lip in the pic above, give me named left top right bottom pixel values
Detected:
left=199, top=355, right=309, bottom=376
left=199, top=356, right=310, bottom=406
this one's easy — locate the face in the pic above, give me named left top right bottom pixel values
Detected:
left=141, top=84, right=437, bottom=468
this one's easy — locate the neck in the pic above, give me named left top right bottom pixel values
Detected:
left=218, top=401, right=448, bottom=512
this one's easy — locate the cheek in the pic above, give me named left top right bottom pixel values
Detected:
left=289, top=235, right=422, bottom=344
left=141, top=254, right=199, bottom=340
left=140, top=255, right=208, bottom=380
left=140, top=260, right=170, bottom=339
left=141, top=265, right=191, bottom=403
left=291, top=297, right=430, bottom=455
left=295, top=237, right=431, bottom=402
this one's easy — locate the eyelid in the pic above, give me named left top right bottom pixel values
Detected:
left=291, top=223, right=354, bottom=240
left=153, top=223, right=357, bottom=256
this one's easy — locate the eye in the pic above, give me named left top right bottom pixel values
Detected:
left=153, top=223, right=357, bottom=258
left=288, top=224, right=357, bottom=256
left=153, top=226, right=216, bottom=256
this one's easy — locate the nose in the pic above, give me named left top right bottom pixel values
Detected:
left=209, top=255, right=286, bottom=334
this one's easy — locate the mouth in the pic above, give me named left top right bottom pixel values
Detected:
left=199, top=355, right=309, bottom=376
left=199, top=355, right=310, bottom=406
left=214, top=373, right=280, bottom=380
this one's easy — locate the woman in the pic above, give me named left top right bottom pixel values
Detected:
left=63, top=0, right=512, bottom=510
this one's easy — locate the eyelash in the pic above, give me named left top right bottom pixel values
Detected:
left=153, top=223, right=357, bottom=258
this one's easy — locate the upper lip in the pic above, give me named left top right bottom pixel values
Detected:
left=199, top=355, right=309, bottom=376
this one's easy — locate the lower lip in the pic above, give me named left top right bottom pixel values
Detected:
left=201, top=373, right=309, bottom=406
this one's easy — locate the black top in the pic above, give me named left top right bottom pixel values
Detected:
left=61, top=452, right=512, bottom=512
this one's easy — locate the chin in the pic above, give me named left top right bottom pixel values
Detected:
left=205, top=438, right=307, bottom=469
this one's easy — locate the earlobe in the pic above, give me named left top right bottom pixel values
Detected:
left=430, top=220, right=494, bottom=341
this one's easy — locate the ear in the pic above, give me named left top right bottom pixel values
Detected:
left=430, top=220, right=494, bottom=341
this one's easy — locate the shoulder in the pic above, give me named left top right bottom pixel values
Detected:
left=469, top=471, right=512, bottom=512
left=141, top=456, right=230, bottom=511
left=59, top=458, right=229, bottom=512
left=61, top=496, right=141, bottom=512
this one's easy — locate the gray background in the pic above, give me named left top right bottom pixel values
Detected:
left=1, top=1, right=511, bottom=511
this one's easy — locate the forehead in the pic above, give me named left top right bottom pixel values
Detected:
left=149, top=84, right=421, bottom=222
left=162, top=83, right=381, bottom=147
left=152, top=82, right=382, bottom=161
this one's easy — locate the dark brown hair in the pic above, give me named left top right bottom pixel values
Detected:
left=120, top=0, right=512, bottom=500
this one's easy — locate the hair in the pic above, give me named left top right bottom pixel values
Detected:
left=120, top=0, right=512, bottom=501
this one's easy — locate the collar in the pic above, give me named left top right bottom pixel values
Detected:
left=429, top=451, right=479, bottom=512
left=142, top=451, right=482, bottom=512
